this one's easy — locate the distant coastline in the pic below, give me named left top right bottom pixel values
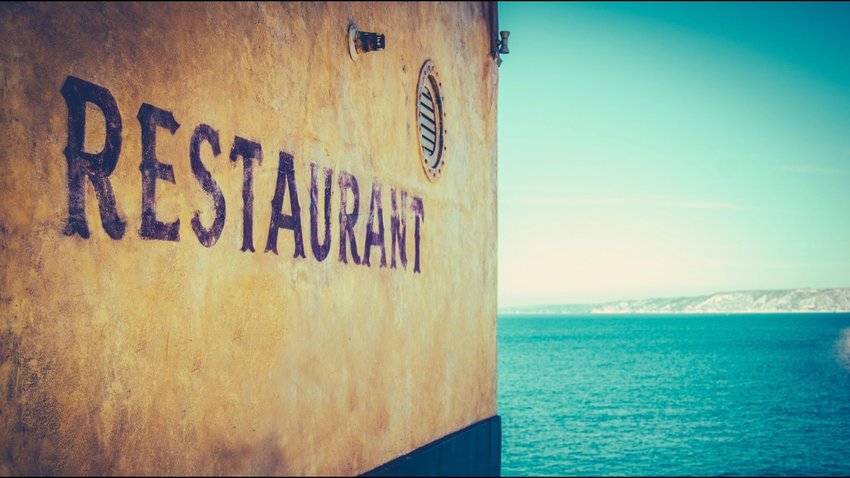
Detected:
left=500, top=288, right=850, bottom=315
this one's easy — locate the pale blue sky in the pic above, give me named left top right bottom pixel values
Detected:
left=497, top=2, right=850, bottom=307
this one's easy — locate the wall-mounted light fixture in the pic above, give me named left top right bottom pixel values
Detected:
left=348, top=23, right=385, bottom=62
left=498, top=31, right=510, bottom=55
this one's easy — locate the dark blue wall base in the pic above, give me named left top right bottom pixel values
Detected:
left=363, top=415, right=501, bottom=477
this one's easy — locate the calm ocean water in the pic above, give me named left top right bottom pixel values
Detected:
left=498, top=314, right=850, bottom=476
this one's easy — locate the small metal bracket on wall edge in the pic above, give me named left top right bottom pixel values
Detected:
left=488, top=1, right=508, bottom=67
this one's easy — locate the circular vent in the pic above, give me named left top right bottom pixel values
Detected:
left=416, top=60, right=446, bottom=182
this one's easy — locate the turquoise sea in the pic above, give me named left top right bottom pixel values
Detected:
left=498, top=314, right=850, bottom=476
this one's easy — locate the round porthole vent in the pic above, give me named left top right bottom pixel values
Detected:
left=416, top=59, right=446, bottom=182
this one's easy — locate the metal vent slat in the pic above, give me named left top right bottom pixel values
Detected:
left=419, top=111, right=436, bottom=126
left=419, top=121, right=437, bottom=137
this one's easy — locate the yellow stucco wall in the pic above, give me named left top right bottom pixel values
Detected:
left=0, top=2, right=498, bottom=475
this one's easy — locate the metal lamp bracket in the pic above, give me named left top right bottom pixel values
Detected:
left=348, top=24, right=385, bottom=62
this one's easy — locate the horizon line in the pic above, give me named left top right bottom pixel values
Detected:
left=499, top=286, right=850, bottom=310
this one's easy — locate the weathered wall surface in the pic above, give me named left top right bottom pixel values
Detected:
left=0, top=2, right=498, bottom=475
